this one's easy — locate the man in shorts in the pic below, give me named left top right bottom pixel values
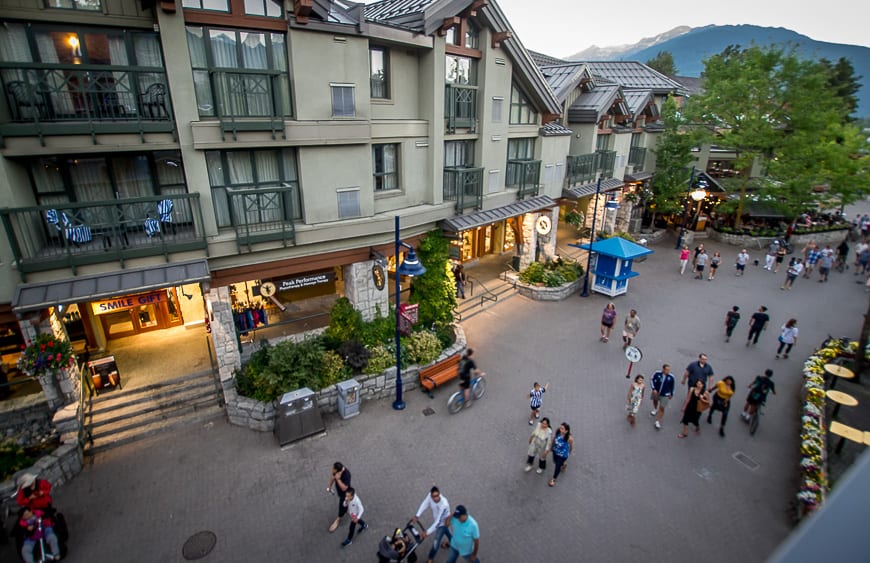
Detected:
left=735, top=248, right=749, bottom=276
left=803, top=242, right=820, bottom=278
left=649, top=364, right=675, bottom=430
left=741, top=369, right=776, bottom=420
left=817, top=244, right=834, bottom=282
left=764, top=241, right=780, bottom=271
left=459, top=348, right=481, bottom=406
left=622, top=309, right=640, bottom=349
left=694, top=249, right=709, bottom=280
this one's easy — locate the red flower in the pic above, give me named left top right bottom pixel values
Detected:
left=55, top=353, right=61, bottom=361
left=48, top=341, right=54, bottom=347
left=40, top=345, right=46, bottom=351
left=20, top=344, right=25, bottom=350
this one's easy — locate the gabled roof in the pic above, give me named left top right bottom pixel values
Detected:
left=307, top=0, right=364, bottom=25
left=528, top=50, right=568, bottom=67
left=441, top=195, right=557, bottom=232
left=538, top=62, right=591, bottom=101
left=671, top=75, right=703, bottom=96
left=580, top=236, right=654, bottom=259
left=582, top=61, right=685, bottom=94
left=563, top=177, right=624, bottom=199
left=364, top=0, right=562, bottom=116
left=540, top=121, right=573, bottom=136
left=567, top=82, right=621, bottom=123
left=622, top=90, right=653, bottom=118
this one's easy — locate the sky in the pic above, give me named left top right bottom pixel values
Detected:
left=493, top=0, right=870, bottom=58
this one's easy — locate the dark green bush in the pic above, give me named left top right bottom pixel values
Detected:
left=322, top=298, right=364, bottom=349
left=519, top=259, right=583, bottom=286
left=338, top=339, right=370, bottom=374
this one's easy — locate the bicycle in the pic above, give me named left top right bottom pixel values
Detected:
left=749, top=403, right=763, bottom=436
left=447, top=375, right=486, bottom=414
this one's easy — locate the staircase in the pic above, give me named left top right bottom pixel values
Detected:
left=84, top=370, right=225, bottom=456
left=455, top=275, right=518, bottom=321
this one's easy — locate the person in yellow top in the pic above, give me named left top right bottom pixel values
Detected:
left=707, top=376, right=736, bottom=437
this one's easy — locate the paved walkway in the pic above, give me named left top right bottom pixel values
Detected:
left=8, top=206, right=870, bottom=563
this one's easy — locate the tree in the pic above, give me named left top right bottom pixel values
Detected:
left=820, top=57, right=862, bottom=122
left=648, top=96, right=695, bottom=229
left=409, top=230, right=456, bottom=328
left=646, top=51, right=678, bottom=76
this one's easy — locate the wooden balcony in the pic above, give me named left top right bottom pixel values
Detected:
left=226, top=184, right=298, bottom=253
left=506, top=159, right=541, bottom=199
left=443, top=167, right=484, bottom=211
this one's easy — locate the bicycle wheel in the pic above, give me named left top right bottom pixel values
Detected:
left=749, top=411, right=760, bottom=435
left=472, top=376, right=486, bottom=399
left=447, top=392, right=464, bottom=414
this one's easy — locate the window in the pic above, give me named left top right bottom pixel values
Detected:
left=182, top=0, right=229, bottom=10
left=331, top=84, right=355, bottom=117
left=506, top=138, right=536, bottom=187
left=44, top=0, right=101, bottom=10
left=373, top=144, right=399, bottom=192
left=446, top=55, right=476, bottom=85
left=464, top=22, right=479, bottom=49
left=507, top=138, right=535, bottom=160
left=445, top=141, right=473, bottom=167
left=337, top=189, right=361, bottom=219
left=244, top=0, right=282, bottom=17
left=596, top=134, right=611, bottom=151
left=509, top=83, right=537, bottom=124
left=205, top=149, right=301, bottom=228
left=370, top=47, right=389, bottom=99
left=445, top=26, right=457, bottom=46
left=492, top=97, right=504, bottom=123
left=185, top=26, right=290, bottom=118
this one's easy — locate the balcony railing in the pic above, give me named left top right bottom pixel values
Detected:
left=211, top=70, right=288, bottom=140
left=226, top=184, right=298, bottom=253
left=445, top=84, right=477, bottom=133
left=506, top=159, right=541, bottom=199
left=566, top=153, right=597, bottom=186
left=0, top=194, right=207, bottom=279
left=596, top=150, right=616, bottom=178
left=629, top=146, right=647, bottom=169
left=443, top=167, right=484, bottom=211
left=0, top=64, right=174, bottom=143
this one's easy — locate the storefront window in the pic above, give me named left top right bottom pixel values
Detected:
left=504, top=218, right=517, bottom=251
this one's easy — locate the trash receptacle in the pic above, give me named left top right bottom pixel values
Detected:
left=336, top=378, right=361, bottom=419
left=275, top=387, right=325, bottom=446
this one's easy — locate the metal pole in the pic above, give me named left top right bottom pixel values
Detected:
left=675, top=166, right=696, bottom=249
left=581, top=177, right=602, bottom=298
left=393, top=215, right=405, bottom=410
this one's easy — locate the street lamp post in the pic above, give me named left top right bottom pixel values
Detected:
left=392, top=215, right=426, bottom=411
left=580, top=178, right=602, bottom=298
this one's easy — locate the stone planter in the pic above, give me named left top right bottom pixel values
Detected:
left=515, top=279, right=582, bottom=301
left=710, top=227, right=850, bottom=249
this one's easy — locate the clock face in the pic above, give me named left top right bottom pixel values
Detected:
left=535, top=215, right=552, bottom=235
left=260, top=282, right=276, bottom=297
left=625, top=345, right=642, bottom=363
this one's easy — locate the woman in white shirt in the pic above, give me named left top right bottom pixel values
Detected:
left=776, top=319, right=799, bottom=359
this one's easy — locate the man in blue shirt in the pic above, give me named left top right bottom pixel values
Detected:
left=446, top=505, right=480, bottom=563
left=681, top=353, right=714, bottom=392
left=649, top=364, right=676, bottom=430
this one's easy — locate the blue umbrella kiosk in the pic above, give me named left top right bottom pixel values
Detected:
left=578, top=237, right=654, bottom=297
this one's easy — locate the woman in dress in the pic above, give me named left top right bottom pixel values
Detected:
left=549, top=423, right=573, bottom=487
left=776, top=318, right=799, bottom=359
left=708, top=251, right=722, bottom=280
left=774, top=244, right=787, bottom=273
left=707, top=376, right=736, bottom=437
left=525, top=417, right=553, bottom=475
left=678, top=379, right=710, bottom=438
left=626, top=374, right=645, bottom=427
left=600, top=303, right=617, bottom=342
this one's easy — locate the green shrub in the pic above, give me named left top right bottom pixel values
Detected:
left=0, top=440, right=35, bottom=482
left=409, top=231, right=457, bottom=327
left=519, top=261, right=546, bottom=284
left=235, top=336, right=333, bottom=402
left=359, top=308, right=395, bottom=347
left=320, top=350, right=348, bottom=387
left=519, top=259, right=582, bottom=286
left=322, top=298, right=364, bottom=349
left=403, top=331, right=442, bottom=365
left=337, top=339, right=370, bottom=374
left=543, top=271, right=566, bottom=287
left=433, top=323, right=457, bottom=349
left=365, top=345, right=394, bottom=374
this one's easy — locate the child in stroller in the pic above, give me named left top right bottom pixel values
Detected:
left=377, top=521, right=423, bottom=563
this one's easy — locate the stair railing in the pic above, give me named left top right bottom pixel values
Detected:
left=77, top=360, right=94, bottom=449
left=205, top=335, right=225, bottom=407
left=466, top=275, right=498, bottom=307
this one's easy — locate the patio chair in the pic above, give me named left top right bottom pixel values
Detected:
left=139, top=83, right=168, bottom=118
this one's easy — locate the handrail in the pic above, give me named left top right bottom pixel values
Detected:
left=77, top=359, right=94, bottom=450
left=205, top=335, right=225, bottom=408
left=466, top=275, right=498, bottom=306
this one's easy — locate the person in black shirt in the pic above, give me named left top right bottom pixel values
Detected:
left=327, top=462, right=352, bottom=533
left=459, top=348, right=481, bottom=406
left=746, top=306, right=770, bottom=346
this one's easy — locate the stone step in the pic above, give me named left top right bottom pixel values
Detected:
left=85, top=403, right=225, bottom=456
left=89, top=371, right=217, bottom=415
left=456, top=279, right=517, bottom=319
left=89, top=385, right=221, bottom=429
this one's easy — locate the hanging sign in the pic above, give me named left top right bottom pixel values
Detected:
left=92, top=291, right=167, bottom=315
left=277, top=270, right=335, bottom=291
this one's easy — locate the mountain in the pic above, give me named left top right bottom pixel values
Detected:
left=568, top=25, right=870, bottom=117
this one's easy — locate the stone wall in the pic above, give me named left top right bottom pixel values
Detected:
left=207, top=286, right=242, bottom=396
left=709, top=227, right=850, bottom=248
left=515, top=279, right=582, bottom=301
left=0, top=398, right=53, bottom=444
left=225, top=325, right=467, bottom=432
left=343, top=260, right=389, bottom=322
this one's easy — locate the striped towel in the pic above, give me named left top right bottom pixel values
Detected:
left=144, top=217, right=160, bottom=237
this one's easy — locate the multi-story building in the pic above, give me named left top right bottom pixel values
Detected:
left=0, top=0, right=569, bottom=406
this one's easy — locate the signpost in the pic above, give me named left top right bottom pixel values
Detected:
left=624, top=345, right=642, bottom=379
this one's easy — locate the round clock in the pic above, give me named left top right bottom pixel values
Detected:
left=372, top=264, right=386, bottom=291
left=624, top=345, right=642, bottom=363
left=535, top=215, right=552, bottom=235
left=260, top=282, right=277, bottom=297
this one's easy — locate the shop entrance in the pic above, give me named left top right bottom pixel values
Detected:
left=452, top=221, right=511, bottom=262
left=97, top=289, right=183, bottom=340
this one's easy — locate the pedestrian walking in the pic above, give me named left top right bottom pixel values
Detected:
left=724, top=306, right=740, bottom=342
left=528, top=381, right=549, bottom=425
left=735, top=248, right=749, bottom=276
left=775, top=319, right=799, bottom=359
left=677, top=379, right=710, bottom=438
left=774, top=244, right=787, bottom=273
left=681, top=353, right=714, bottom=392
left=694, top=249, right=709, bottom=280
left=548, top=422, right=573, bottom=487
left=600, top=302, right=616, bottom=342
left=625, top=374, right=645, bottom=427
left=679, top=245, right=690, bottom=275
left=445, top=505, right=480, bottom=563
left=764, top=241, right=779, bottom=271
left=707, top=376, right=736, bottom=437
left=327, top=462, right=352, bottom=533
left=453, top=264, right=466, bottom=299
left=525, top=417, right=553, bottom=474
left=340, top=488, right=368, bottom=547
left=411, top=486, right=452, bottom=562
left=803, top=242, right=819, bottom=278
left=708, top=251, right=721, bottom=280
left=817, top=244, right=834, bottom=282
left=622, top=309, right=640, bottom=349
left=746, top=306, right=770, bottom=346
left=692, top=243, right=705, bottom=273
left=781, top=258, right=804, bottom=290
left=854, top=239, right=869, bottom=274
left=649, top=364, right=675, bottom=430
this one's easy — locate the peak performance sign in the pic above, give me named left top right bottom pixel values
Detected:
left=277, top=271, right=335, bottom=292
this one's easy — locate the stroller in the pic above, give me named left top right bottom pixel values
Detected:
left=376, top=520, right=424, bottom=563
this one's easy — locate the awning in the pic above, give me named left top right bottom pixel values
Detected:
left=625, top=172, right=653, bottom=182
left=562, top=178, right=624, bottom=199
left=441, top=195, right=557, bottom=232
left=12, top=259, right=210, bottom=313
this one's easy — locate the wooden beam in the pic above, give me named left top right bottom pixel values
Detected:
left=159, top=0, right=176, bottom=13
left=541, top=113, right=561, bottom=124
left=295, top=0, right=313, bottom=24
left=464, top=0, right=488, bottom=17
left=491, top=31, right=511, bottom=49
left=438, top=16, right=461, bottom=37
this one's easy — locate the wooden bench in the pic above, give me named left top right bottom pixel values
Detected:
left=419, top=353, right=462, bottom=398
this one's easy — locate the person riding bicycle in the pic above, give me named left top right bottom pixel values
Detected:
left=741, top=369, right=776, bottom=421
left=459, top=348, right=482, bottom=406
